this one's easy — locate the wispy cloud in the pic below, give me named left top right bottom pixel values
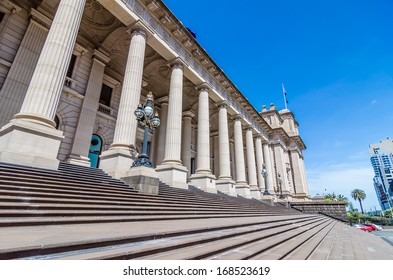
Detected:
left=307, top=164, right=380, bottom=210
left=371, top=100, right=377, bottom=105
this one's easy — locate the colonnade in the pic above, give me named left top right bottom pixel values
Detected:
left=0, top=0, right=309, bottom=200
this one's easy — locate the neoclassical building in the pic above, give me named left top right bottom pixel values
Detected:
left=0, top=0, right=309, bottom=201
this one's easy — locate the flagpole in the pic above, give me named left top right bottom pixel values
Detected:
left=282, top=83, right=288, bottom=109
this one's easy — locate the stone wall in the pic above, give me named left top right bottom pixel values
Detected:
left=290, top=201, right=349, bottom=223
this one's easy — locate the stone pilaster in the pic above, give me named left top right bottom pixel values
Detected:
left=263, top=142, right=275, bottom=194
left=290, top=150, right=310, bottom=200
left=246, top=127, right=260, bottom=199
left=156, top=62, right=188, bottom=189
left=0, top=0, right=86, bottom=169
left=100, top=28, right=147, bottom=178
left=155, top=96, right=168, bottom=165
left=255, top=136, right=265, bottom=193
left=67, top=50, right=110, bottom=167
left=233, top=115, right=250, bottom=198
left=273, top=142, right=290, bottom=197
left=181, top=111, right=194, bottom=180
left=190, top=84, right=216, bottom=193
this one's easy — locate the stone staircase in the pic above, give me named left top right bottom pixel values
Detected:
left=0, top=162, right=392, bottom=260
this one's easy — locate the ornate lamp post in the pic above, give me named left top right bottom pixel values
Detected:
left=261, top=163, right=270, bottom=195
left=278, top=173, right=284, bottom=199
left=132, top=92, right=160, bottom=168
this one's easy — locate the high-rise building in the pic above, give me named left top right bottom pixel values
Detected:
left=369, top=139, right=393, bottom=210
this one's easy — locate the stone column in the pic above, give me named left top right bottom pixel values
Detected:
left=230, top=140, right=236, bottom=180
left=233, top=115, right=250, bottom=198
left=156, top=61, right=188, bottom=189
left=290, top=150, right=310, bottom=198
left=155, top=97, right=169, bottom=165
left=246, top=127, right=260, bottom=199
left=181, top=111, right=194, bottom=180
left=190, top=85, right=216, bottom=193
left=255, top=136, right=264, bottom=193
left=273, top=142, right=290, bottom=198
left=67, top=50, right=110, bottom=167
left=0, top=9, right=50, bottom=128
left=100, top=28, right=147, bottom=178
left=0, top=0, right=86, bottom=169
left=216, top=103, right=236, bottom=196
left=263, top=142, right=275, bottom=194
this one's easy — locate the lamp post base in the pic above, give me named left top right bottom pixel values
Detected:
left=132, top=154, right=153, bottom=168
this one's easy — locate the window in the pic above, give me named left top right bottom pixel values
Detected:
left=374, top=148, right=380, bottom=155
left=99, top=84, right=112, bottom=107
left=0, top=13, right=4, bottom=24
left=66, top=54, right=77, bottom=78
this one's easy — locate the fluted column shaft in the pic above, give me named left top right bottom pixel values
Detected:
left=255, top=136, right=264, bottom=191
left=263, top=143, right=275, bottom=193
left=156, top=98, right=168, bottom=165
left=246, top=128, right=258, bottom=187
left=181, top=112, right=193, bottom=179
left=0, top=14, right=48, bottom=127
left=195, top=87, right=211, bottom=173
left=111, top=29, right=146, bottom=149
left=163, top=64, right=184, bottom=164
left=234, top=117, right=247, bottom=184
left=218, top=104, right=231, bottom=179
left=17, top=0, right=86, bottom=126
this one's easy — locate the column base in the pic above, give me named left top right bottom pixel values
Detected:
left=0, top=119, right=63, bottom=170
left=216, top=178, right=237, bottom=196
left=99, top=148, right=135, bottom=178
left=66, top=154, right=91, bottom=167
left=235, top=183, right=251, bottom=198
left=190, top=173, right=217, bottom=194
left=156, top=163, right=188, bottom=189
left=122, top=166, right=159, bottom=195
left=250, top=186, right=261, bottom=200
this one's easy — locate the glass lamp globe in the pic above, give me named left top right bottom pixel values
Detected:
left=151, top=115, right=161, bottom=128
left=144, top=105, right=153, bottom=117
left=134, top=106, right=145, bottom=120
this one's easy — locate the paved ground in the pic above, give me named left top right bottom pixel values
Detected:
left=372, top=229, right=393, bottom=247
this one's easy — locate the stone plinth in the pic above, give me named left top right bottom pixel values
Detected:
left=216, top=179, right=237, bottom=196
left=190, top=173, right=217, bottom=193
left=261, top=194, right=276, bottom=206
left=99, top=148, right=135, bottom=179
left=122, top=166, right=159, bottom=195
left=0, top=120, right=63, bottom=170
left=250, top=188, right=261, bottom=200
left=156, top=163, right=188, bottom=189
left=235, top=184, right=251, bottom=198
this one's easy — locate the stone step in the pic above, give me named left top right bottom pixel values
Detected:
left=206, top=218, right=331, bottom=260
left=0, top=202, right=281, bottom=216
left=249, top=219, right=335, bottom=259
left=52, top=216, right=321, bottom=260
left=283, top=219, right=337, bottom=259
left=0, top=215, right=313, bottom=259
left=137, top=217, right=328, bottom=260
left=0, top=186, right=279, bottom=212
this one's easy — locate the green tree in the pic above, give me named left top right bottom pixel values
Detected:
left=351, top=189, right=366, bottom=214
left=347, top=201, right=354, bottom=212
left=337, top=194, right=348, bottom=204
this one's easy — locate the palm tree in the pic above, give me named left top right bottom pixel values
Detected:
left=351, top=189, right=366, bottom=214
left=337, top=194, right=348, bottom=204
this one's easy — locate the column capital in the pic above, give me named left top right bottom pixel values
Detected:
left=92, top=49, right=111, bottom=65
left=217, top=101, right=229, bottom=109
left=195, top=82, right=210, bottom=93
left=156, top=96, right=169, bottom=105
left=245, top=125, right=254, bottom=132
left=182, top=110, right=195, bottom=119
left=233, top=114, right=243, bottom=122
left=126, top=20, right=152, bottom=39
left=168, top=57, right=185, bottom=70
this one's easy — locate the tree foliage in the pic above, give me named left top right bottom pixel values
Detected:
left=351, top=189, right=366, bottom=214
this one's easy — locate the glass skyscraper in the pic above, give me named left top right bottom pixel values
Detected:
left=369, top=139, right=393, bottom=210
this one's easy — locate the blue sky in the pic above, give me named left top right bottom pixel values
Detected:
left=162, top=0, right=393, bottom=211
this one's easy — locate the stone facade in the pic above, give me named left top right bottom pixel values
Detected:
left=0, top=0, right=310, bottom=201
